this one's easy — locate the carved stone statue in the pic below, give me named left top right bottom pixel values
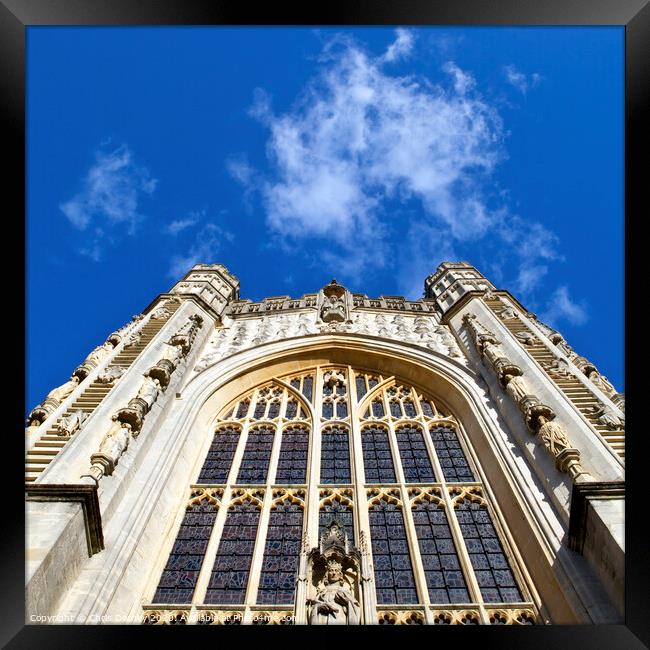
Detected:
left=515, top=331, right=536, bottom=346
left=96, top=366, right=125, bottom=385
left=124, top=330, right=143, bottom=349
left=503, top=373, right=529, bottom=407
left=46, top=375, right=80, bottom=403
left=542, top=358, right=573, bottom=379
left=161, top=342, right=184, bottom=367
left=590, top=403, right=625, bottom=430
left=307, top=520, right=361, bottom=625
left=136, top=375, right=162, bottom=409
left=537, top=416, right=571, bottom=456
left=496, top=305, right=517, bottom=320
left=81, top=417, right=133, bottom=484
left=586, top=370, right=617, bottom=397
left=308, top=559, right=361, bottom=625
left=150, top=305, right=171, bottom=320
left=84, top=341, right=115, bottom=367
left=322, top=294, right=346, bottom=323
left=323, top=370, right=346, bottom=389
left=320, top=280, right=348, bottom=323
left=53, top=410, right=89, bottom=438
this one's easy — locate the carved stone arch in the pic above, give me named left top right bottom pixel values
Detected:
left=167, top=335, right=592, bottom=623
left=428, top=416, right=460, bottom=431
left=355, top=375, right=396, bottom=419
left=391, top=417, right=422, bottom=429
left=320, top=420, right=350, bottom=433
left=274, top=378, right=315, bottom=423
left=280, top=421, right=310, bottom=434
left=359, top=421, right=390, bottom=434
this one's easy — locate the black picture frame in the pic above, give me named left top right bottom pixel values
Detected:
left=6, top=0, right=646, bottom=647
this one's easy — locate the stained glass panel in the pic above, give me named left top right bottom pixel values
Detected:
left=412, top=501, right=470, bottom=603
left=362, top=426, right=396, bottom=483
left=235, top=400, right=249, bottom=419
left=356, top=376, right=367, bottom=400
left=320, top=428, right=351, bottom=484
left=257, top=502, right=304, bottom=604
left=395, top=426, right=436, bottom=483
left=197, top=427, right=240, bottom=484
left=205, top=502, right=260, bottom=604
left=319, top=500, right=354, bottom=543
left=455, top=500, right=522, bottom=603
left=369, top=501, right=418, bottom=604
left=430, top=427, right=475, bottom=482
left=153, top=502, right=217, bottom=604
left=275, top=426, right=309, bottom=484
left=236, top=428, right=274, bottom=484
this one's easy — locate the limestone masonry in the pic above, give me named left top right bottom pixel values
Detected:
left=25, top=262, right=624, bottom=625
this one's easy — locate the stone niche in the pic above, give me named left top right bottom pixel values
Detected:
left=319, top=280, right=350, bottom=324
left=307, top=521, right=362, bottom=625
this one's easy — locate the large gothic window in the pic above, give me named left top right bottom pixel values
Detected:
left=148, top=366, right=536, bottom=625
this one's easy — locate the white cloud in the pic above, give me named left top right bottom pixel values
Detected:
left=382, top=28, right=415, bottom=63
left=168, top=223, right=234, bottom=278
left=60, top=144, right=157, bottom=259
left=232, top=33, right=565, bottom=305
left=541, top=286, right=589, bottom=327
left=165, top=211, right=203, bottom=236
left=503, top=64, right=542, bottom=95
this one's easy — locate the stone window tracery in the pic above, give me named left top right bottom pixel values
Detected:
left=149, top=364, right=536, bottom=623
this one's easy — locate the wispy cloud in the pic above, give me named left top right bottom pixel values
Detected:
left=503, top=64, right=542, bottom=95
left=381, top=28, right=415, bottom=63
left=230, top=29, right=576, bottom=307
left=59, top=143, right=157, bottom=259
left=541, top=286, right=589, bottom=327
left=165, top=212, right=202, bottom=235
left=168, top=223, right=234, bottom=278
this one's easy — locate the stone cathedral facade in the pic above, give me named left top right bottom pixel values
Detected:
left=25, top=262, right=625, bottom=625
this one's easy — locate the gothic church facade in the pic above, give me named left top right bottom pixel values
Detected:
left=25, top=262, right=625, bottom=625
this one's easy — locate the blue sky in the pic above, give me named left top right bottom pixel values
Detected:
left=26, top=26, right=624, bottom=411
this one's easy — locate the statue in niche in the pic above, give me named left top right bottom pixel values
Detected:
left=307, top=520, right=361, bottom=625
left=53, top=410, right=89, bottom=438
left=590, top=403, right=625, bottom=430
left=321, top=284, right=347, bottom=323
left=308, top=558, right=361, bottom=625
